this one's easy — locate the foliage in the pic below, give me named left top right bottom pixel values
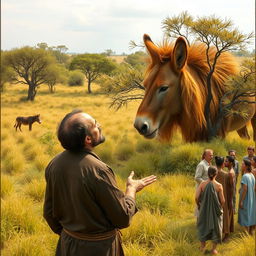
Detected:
left=115, top=141, right=135, bottom=161
left=45, top=64, right=69, bottom=93
left=124, top=51, right=147, bottom=69
left=36, top=42, right=70, bottom=65
left=69, top=53, right=116, bottom=93
left=68, top=70, right=84, bottom=86
left=217, top=58, right=256, bottom=127
left=0, top=51, right=16, bottom=91
left=4, top=47, right=59, bottom=100
left=100, top=63, right=145, bottom=109
left=101, top=49, right=116, bottom=56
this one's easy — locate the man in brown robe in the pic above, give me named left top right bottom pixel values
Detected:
left=43, top=110, right=157, bottom=256
left=215, top=156, right=234, bottom=241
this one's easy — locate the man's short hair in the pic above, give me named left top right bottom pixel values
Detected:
left=228, top=149, right=236, bottom=154
left=57, top=109, right=91, bottom=152
left=202, top=149, right=213, bottom=159
left=247, top=146, right=255, bottom=151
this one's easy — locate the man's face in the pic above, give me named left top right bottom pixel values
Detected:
left=90, top=119, right=105, bottom=147
left=229, top=151, right=236, bottom=159
left=205, top=151, right=213, bottom=163
left=80, top=113, right=105, bottom=148
left=247, top=149, right=254, bottom=157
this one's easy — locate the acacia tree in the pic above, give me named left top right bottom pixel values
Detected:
left=36, top=43, right=69, bottom=65
left=1, top=51, right=16, bottom=92
left=162, top=12, right=255, bottom=140
left=99, top=63, right=145, bottom=109
left=217, top=58, right=256, bottom=138
left=4, top=47, right=59, bottom=100
left=69, top=54, right=116, bottom=94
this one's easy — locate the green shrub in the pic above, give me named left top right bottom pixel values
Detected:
left=68, top=70, right=84, bottom=86
left=199, top=138, right=227, bottom=159
left=224, top=137, right=253, bottom=160
left=95, top=141, right=114, bottom=164
left=115, top=141, right=135, bottom=161
left=159, top=143, right=202, bottom=174
left=136, top=190, right=170, bottom=214
left=39, top=131, right=58, bottom=155
left=136, top=139, right=156, bottom=153
left=124, top=152, right=160, bottom=177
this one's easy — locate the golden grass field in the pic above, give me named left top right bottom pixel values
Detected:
left=1, top=83, right=255, bottom=255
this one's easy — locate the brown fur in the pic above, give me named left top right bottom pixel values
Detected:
left=14, top=114, right=41, bottom=131
left=135, top=35, right=255, bottom=142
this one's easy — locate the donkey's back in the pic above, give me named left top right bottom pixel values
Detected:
left=14, top=114, right=41, bottom=131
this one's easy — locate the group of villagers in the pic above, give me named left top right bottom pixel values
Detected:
left=195, top=146, right=256, bottom=255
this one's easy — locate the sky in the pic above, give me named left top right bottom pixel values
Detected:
left=2, top=0, right=255, bottom=54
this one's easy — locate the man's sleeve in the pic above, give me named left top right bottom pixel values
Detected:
left=94, top=168, right=137, bottom=229
left=43, top=165, right=63, bottom=235
left=195, top=163, right=203, bottom=185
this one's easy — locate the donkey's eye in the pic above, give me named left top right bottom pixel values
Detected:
left=158, top=86, right=169, bottom=93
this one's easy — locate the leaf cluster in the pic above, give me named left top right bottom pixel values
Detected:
left=69, top=53, right=116, bottom=81
left=98, top=63, right=145, bottom=109
left=221, top=58, right=256, bottom=114
left=162, top=12, right=254, bottom=52
left=4, top=47, right=59, bottom=87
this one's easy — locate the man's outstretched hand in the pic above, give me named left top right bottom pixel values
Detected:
left=125, top=171, right=157, bottom=199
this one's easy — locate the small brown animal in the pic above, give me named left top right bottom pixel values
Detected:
left=14, top=114, right=42, bottom=131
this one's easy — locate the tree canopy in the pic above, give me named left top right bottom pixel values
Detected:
left=4, top=47, right=59, bottom=100
left=124, top=51, right=147, bottom=69
left=69, top=53, right=116, bottom=93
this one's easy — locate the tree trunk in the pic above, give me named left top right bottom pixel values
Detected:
left=204, top=71, right=216, bottom=141
left=48, top=84, right=55, bottom=93
left=27, top=84, right=36, bottom=101
left=87, top=78, right=92, bottom=94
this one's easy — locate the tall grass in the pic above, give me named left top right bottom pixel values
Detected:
left=1, top=83, right=255, bottom=255
left=23, top=178, right=46, bottom=202
left=2, top=234, right=57, bottom=256
left=1, top=175, right=14, bottom=198
left=1, top=195, right=43, bottom=243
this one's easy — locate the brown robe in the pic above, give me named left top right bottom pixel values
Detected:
left=216, top=169, right=234, bottom=234
left=43, top=149, right=137, bottom=256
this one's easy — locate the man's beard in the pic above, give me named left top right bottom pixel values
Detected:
left=92, top=134, right=105, bottom=147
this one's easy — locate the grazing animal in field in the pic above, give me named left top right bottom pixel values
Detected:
left=134, top=34, right=256, bottom=142
left=14, top=114, right=42, bottom=131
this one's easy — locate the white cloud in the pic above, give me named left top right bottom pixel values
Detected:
left=2, top=0, right=255, bottom=54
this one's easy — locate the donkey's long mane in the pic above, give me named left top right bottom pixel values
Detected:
left=145, top=41, right=238, bottom=142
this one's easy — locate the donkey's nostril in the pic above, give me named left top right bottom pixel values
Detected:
left=140, top=122, right=149, bottom=135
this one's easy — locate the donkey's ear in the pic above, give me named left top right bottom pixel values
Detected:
left=143, top=34, right=160, bottom=65
left=172, top=37, right=188, bottom=71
